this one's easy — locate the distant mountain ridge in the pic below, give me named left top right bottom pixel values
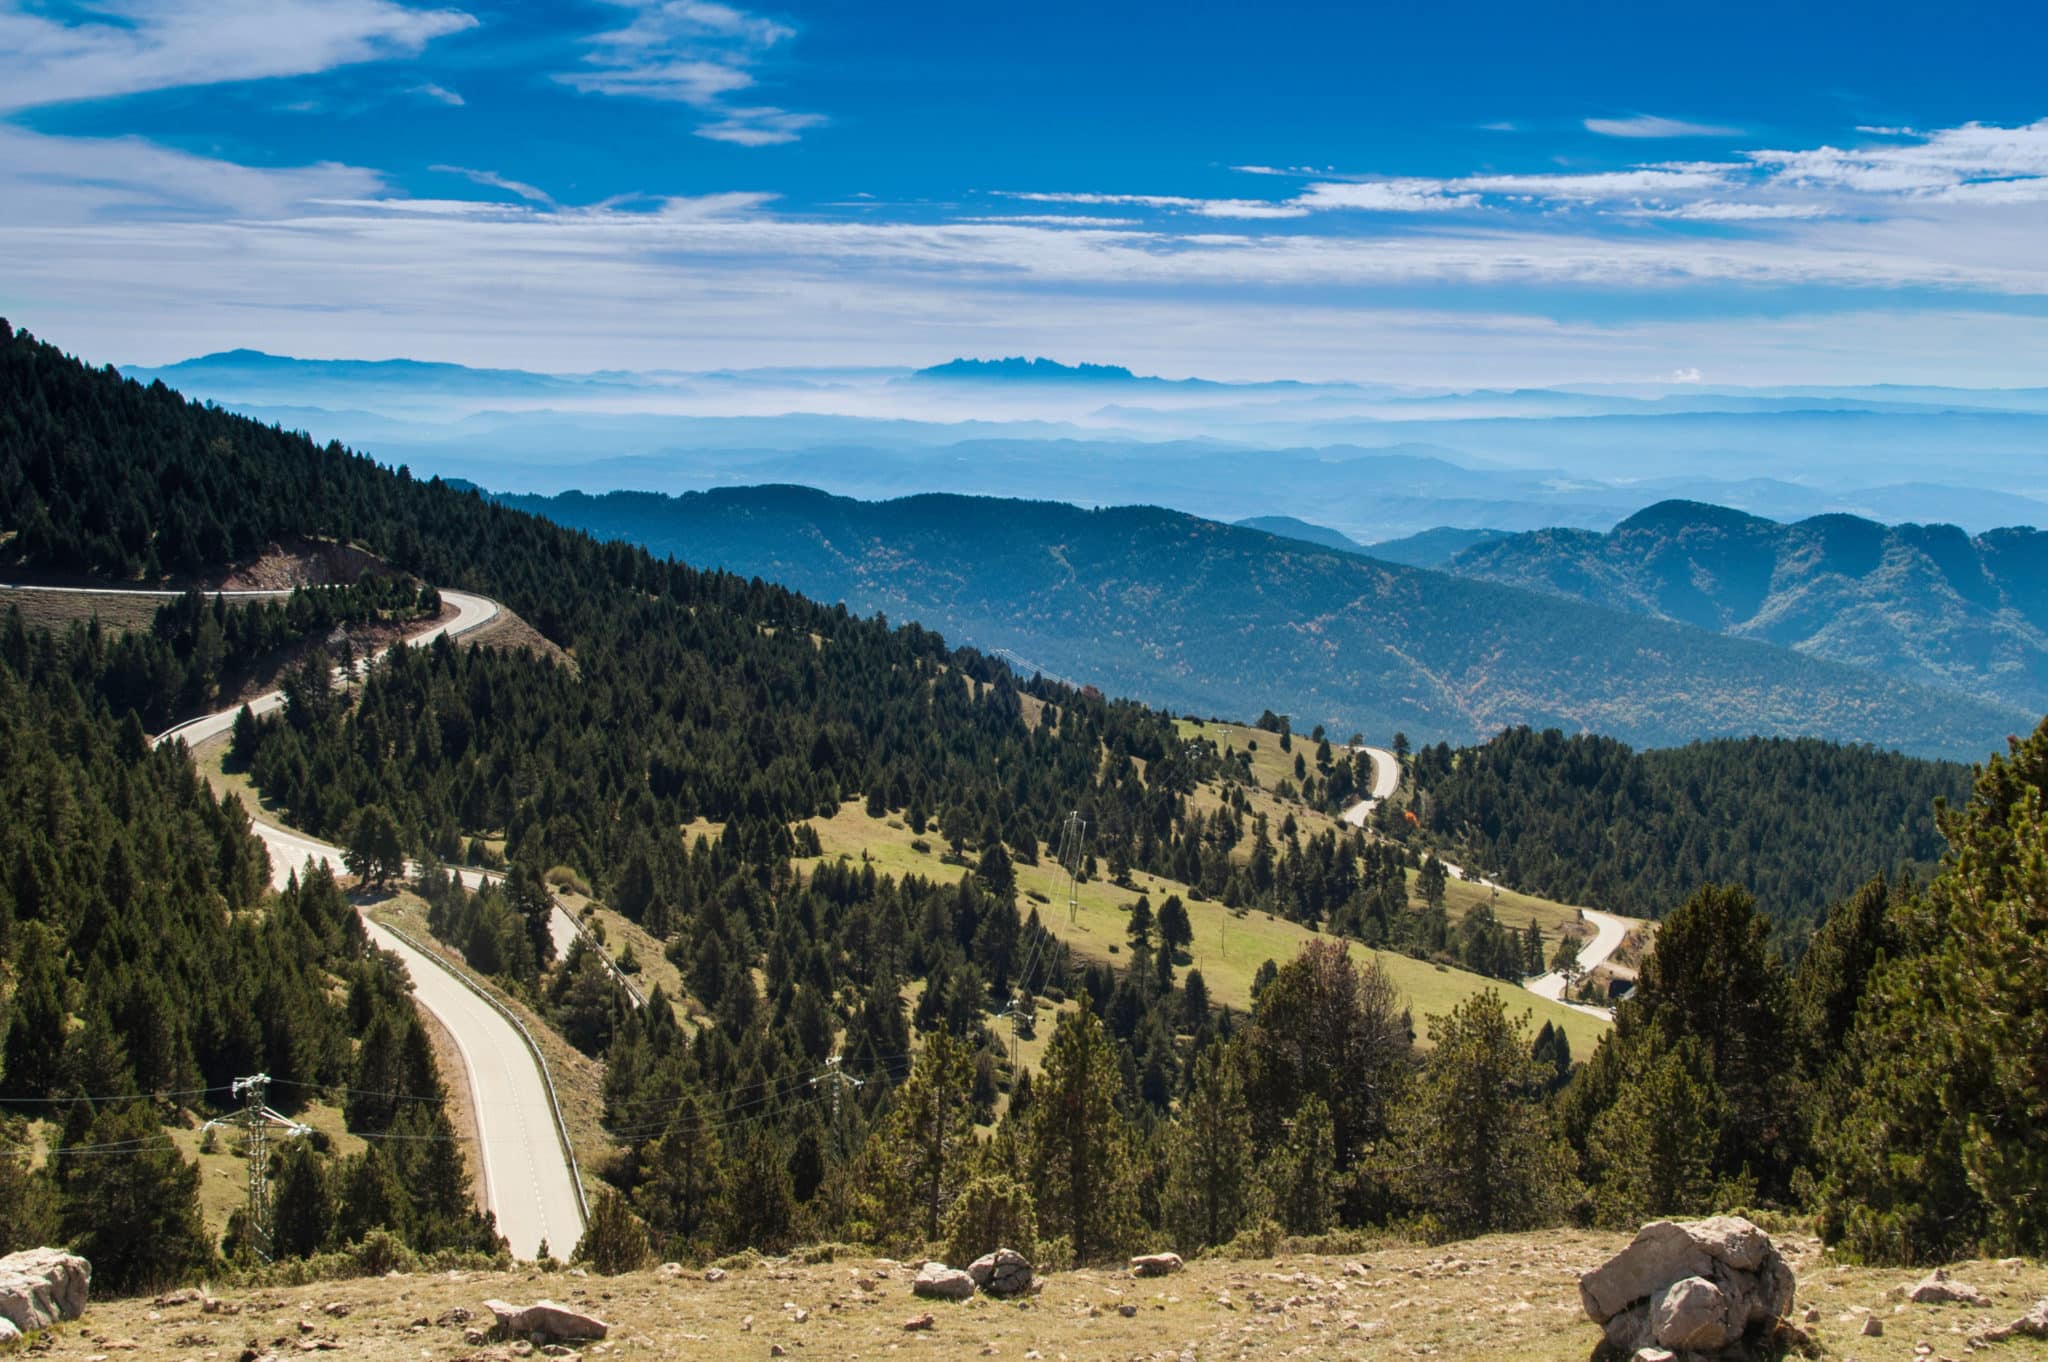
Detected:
left=488, top=483, right=2027, bottom=761
left=1447, top=499, right=2048, bottom=714
left=1233, top=515, right=1365, bottom=553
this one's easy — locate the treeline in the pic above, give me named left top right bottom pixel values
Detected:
left=1408, top=726, right=1970, bottom=935
left=0, top=630, right=496, bottom=1289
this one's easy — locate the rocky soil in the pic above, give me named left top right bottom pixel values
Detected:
left=10, top=1231, right=2048, bottom=1362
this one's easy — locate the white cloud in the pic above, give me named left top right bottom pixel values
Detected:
left=1746, top=120, right=2048, bottom=198
left=1664, top=367, right=1705, bottom=383
left=0, top=0, right=474, bottom=113
left=695, top=107, right=827, bottom=146
left=0, top=125, right=383, bottom=224
left=556, top=0, right=822, bottom=145
left=432, top=165, right=553, bottom=204
left=1585, top=114, right=1743, bottom=139
left=1290, top=180, right=1481, bottom=212
left=1626, top=200, right=1833, bottom=221
left=410, top=81, right=465, bottom=105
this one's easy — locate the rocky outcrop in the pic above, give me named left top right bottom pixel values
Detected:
left=1579, top=1217, right=1794, bottom=1358
left=1130, top=1252, right=1184, bottom=1278
left=966, top=1249, right=1034, bottom=1298
left=482, top=1298, right=609, bottom=1342
left=0, top=1248, right=91, bottom=1335
left=911, top=1262, right=975, bottom=1301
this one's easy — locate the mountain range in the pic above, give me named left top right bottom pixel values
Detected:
left=487, top=484, right=2029, bottom=761
left=1438, top=500, right=2048, bottom=715
left=116, top=350, right=2048, bottom=540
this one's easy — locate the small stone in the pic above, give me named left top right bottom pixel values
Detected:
left=1803, top=1306, right=1820, bottom=1323
left=770, top=1347, right=787, bottom=1358
left=1631, top=1350, right=1676, bottom=1362
left=793, top=1307, right=809, bottom=1323
left=1864, top=1314, right=1885, bottom=1337
left=705, top=1269, right=728, bottom=1283
left=904, top=1312, right=936, bottom=1331
left=1117, top=1304, right=1138, bottom=1318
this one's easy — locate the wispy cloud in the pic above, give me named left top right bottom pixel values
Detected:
left=555, top=0, right=823, bottom=145
left=410, top=81, right=465, bottom=105
left=1584, top=114, right=1744, bottom=139
left=0, top=0, right=475, bottom=113
left=432, top=164, right=553, bottom=204
left=696, top=107, right=826, bottom=146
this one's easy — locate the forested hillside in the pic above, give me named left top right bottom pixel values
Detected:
left=485, top=484, right=2026, bottom=761
left=1449, top=499, right=2048, bottom=714
left=5, top=320, right=2047, bottom=1291
left=1407, top=727, right=1972, bottom=935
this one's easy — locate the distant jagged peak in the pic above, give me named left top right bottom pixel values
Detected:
left=911, top=356, right=1144, bottom=382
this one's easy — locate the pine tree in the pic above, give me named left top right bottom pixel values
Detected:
left=1161, top=1043, right=1257, bottom=1250
left=53, top=1105, right=212, bottom=1293
left=270, top=1141, right=335, bottom=1259
left=1390, top=990, right=1578, bottom=1240
left=635, top=1089, right=727, bottom=1256
left=1028, top=1005, right=1139, bottom=1264
left=1587, top=1041, right=1717, bottom=1228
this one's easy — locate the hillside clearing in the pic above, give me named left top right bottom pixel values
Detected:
left=799, top=800, right=1612, bottom=1055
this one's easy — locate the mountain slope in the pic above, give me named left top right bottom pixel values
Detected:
left=1233, top=515, right=1365, bottom=553
left=1449, top=500, right=2048, bottom=714
left=490, top=485, right=2029, bottom=760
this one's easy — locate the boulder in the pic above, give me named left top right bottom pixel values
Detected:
left=1977, top=1297, right=2048, bottom=1344
left=1578, top=1217, right=1793, bottom=1357
left=1649, top=1277, right=1732, bottom=1352
left=1130, top=1253, right=1184, bottom=1278
left=912, top=1262, right=975, bottom=1301
left=0, top=1247, right=92, bottom=1333
left=967, top=1249, right=1035, bottom=1298
left=1907, top=1268, right=1989, bottom=1306
left=482, top=1299, right=609, bottom=1342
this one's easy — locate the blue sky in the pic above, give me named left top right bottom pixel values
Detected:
left=4, top=0, right=2048, bottom=384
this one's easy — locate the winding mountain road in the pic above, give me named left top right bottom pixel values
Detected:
left=76, top=583, right=592, bottom=1260
left=1525, top=908, right=1631, bottom=1018
left=1339, top=745, right=1402, bottom=826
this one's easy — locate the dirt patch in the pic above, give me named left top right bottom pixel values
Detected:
left=219, top=536, right=396, bottom=591
left=461, top=605, right=576, bottom=673
left=0, top=586, right=165, bottom=635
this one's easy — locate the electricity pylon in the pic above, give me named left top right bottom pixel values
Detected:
left=810, top=1054, right=865, bottom=1122
left=1055, top=811, right=1087, bottom=925
left=202, top=1074, right=310, bottom=1264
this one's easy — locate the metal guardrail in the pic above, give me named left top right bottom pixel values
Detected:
left=376, top=919, right=592, bottom=1232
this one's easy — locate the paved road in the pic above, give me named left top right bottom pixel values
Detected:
left=1339, top=745, right=1402, bottom=827
left=1526, top=908, right=1632, bottom=1017
left=89, top=582, right=588, bottom=1259
left=154, top=589, right=499, bottom=749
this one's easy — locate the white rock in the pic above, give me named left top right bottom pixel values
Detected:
left=0, top=1248, right=91, bottom=1333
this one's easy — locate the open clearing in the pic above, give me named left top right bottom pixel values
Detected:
left=33, top=1228, right=2048, bottom=1362
left=800, top=800, right=1612, bottom=1055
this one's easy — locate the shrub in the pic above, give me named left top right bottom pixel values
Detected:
left=573, top=1189, right=652, bottom=1275
left=941, top=1171, right=1039, bottom=1266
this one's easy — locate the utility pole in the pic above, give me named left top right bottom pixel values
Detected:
left=203, top=1074, right=310, bottom=1264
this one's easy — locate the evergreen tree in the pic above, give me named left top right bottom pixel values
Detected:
left=1160, top=1043, right=1257, bottom=1250
left=1390, top=990, right=1578, bottom=1240
left=53, top=1105, right=212, bottom=1293
left=1819, top=721, right=2048, bottom=1262
left=1028, top=1005, right=1139, bottom=1264
left=1587, top=1042, right=1718, bottom=1228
